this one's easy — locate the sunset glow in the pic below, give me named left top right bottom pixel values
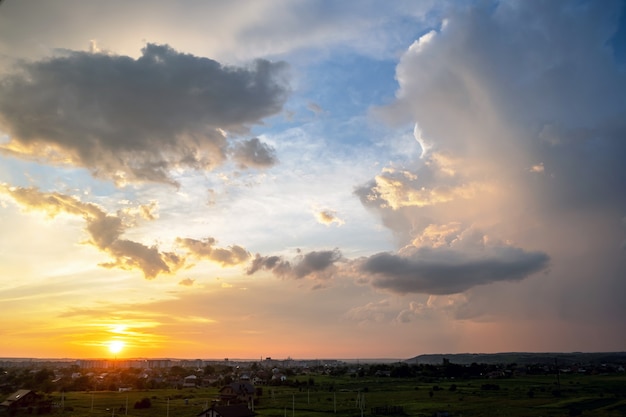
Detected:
left=108, top=341, right=125, bottom=355
left=0, top=1, right=625, bottom=360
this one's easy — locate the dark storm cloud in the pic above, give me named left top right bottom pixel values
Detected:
left=360, top=0, right=626, bottom=327
left=231, top=137, right=278, bottom=168
left=361, top=248, right=549, bottom=295
left=532, top=123, right=626, bottom=211
left=247, top=248, right=342, bottom=280
left=379, top=0, right=626, bottom=214
left=0, top=44, right=289, bottom=185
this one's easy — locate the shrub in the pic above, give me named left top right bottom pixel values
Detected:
left=134, top=397, right=152, bottom=409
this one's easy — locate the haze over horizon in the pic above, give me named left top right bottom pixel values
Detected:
left=1, top=0, right=625, bottom=360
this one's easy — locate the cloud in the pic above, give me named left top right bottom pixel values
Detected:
left=361, top=247, right=549, bottom=295
left=378, top=0, right=626, bottom=212
left=176, top=237, right=250, bottom=267
left=344, top=299, right=391, bottom=326
left=355, top=0, right=626, bottom=327
left=354, top=152, right=489, bottom=245
left=116, top=201, right=160, bottom=224
left=246, top=255, right=291, bottom=277
left=231, top=137, right=278, bottom=169
left=355, top=153, right=465, bottom=204
left=364, top=166, right=490, bottom=210
left=394, top=294, right=469, bottom=323
left=247, top=248, right=342, bottom=281
left=395, top=300, right=429, bottom=323
left=314, top=209, right=344, bottom=226
left=413, top=123, right=431, bottom=159
left=293, top=249, right=342, bottom=279
left=0, top=184, right=184, bottom=279
left=350, top=223, right=550, bottom=296
left=0, top=43, right=289, bottom=186
left=178, top=278, right=195, bottom=287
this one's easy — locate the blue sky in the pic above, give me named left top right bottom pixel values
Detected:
left=0, top=0, right=624, bottom=359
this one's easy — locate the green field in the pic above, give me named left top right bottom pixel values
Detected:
left=23, top=373, right=626, bottom=417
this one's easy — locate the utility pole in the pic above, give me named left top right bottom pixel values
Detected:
left=555, top=358, right=561, bottom=391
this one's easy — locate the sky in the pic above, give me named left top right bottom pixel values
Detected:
left=0, top=0, right=625, bottom=360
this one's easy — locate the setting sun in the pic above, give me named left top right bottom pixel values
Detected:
left=108, top=340, right=125, bottom=355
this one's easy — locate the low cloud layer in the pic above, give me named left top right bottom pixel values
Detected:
left=0, top=44, right=289, bottom=185
left=362, top=247, right=549, bottom=295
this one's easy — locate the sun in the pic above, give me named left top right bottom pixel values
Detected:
left=108, top=340, right=125, bottom=355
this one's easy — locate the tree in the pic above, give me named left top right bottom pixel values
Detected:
left=169, top=366, right=187, bottom=378
left=390, top=364, right=412, bottom=378
left=134, top=398, right=152, bottom=409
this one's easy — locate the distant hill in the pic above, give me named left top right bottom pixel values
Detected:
left=405, top=352, right=626, bottom=366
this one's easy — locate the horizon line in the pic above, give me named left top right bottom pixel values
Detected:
left=2, top=350, right=625, bottom=363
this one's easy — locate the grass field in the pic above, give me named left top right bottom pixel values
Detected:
left=31, top=373, right=626, bottom=417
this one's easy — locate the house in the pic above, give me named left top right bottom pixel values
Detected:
left=218, top=382, right=255, bottom=405
left=183, top=374, right=198, bottom=387
left=270, top=373, right=287, bottom=382
left=197, top=403, right=255, bottom=417
left=1, top=390, right=39, bottom=410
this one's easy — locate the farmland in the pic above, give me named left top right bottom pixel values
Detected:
left=25, top=373, right=626, bottom=417
left=2, top=356, right=625, bottom=417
